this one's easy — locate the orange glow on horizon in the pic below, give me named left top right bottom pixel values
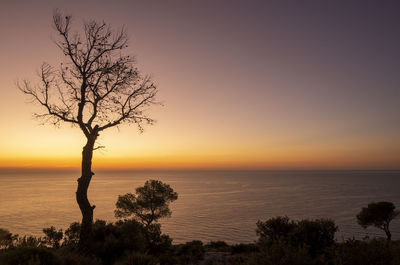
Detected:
left=1, top=145, right=399, bottom=171
left=1, top=3, right=399, bottom=172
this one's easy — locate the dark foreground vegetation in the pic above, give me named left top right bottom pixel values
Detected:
left=1, top=218, right=400, bottom=265
left=1, top=180, right=399, bottom=265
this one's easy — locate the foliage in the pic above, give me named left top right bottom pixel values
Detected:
left=225, top=254, right=251, bottom=265
left=253, top=215, right=400, bottom=265
left=254, top=216, right=338, bottom=264
left=90, top=219, right=147, bottom=265
left=205, top=240, right=231, bottom=252
left=294, top=219, right=337, bottom=256
left=0, top=228, right=17, bottom=249
left=256, top=216, right=337, bottom=258
left=230, top=243, right=258, bottom=254
left=256, top=216, right=295, bottom=244
left=42, top=226, right=63, bottom=248
left=63, top=222, right=80, bottom=247
left=249, top=240, right=315, bottom=265
left=175, top=240, right=205, bottom=265
left=58, top=249, right=103, bottom=265
left=81, top=219, right=171, bottom=264
left=331, top=238, right=400, bottom=265
left=357, top=201, right=399, bottom=240
left=2, top=222, right=400, bottom=265
left=55, top=220, right=148, bottom=265
left=157, top=253, right=181, bottom=265
left=0, top=247, right=60, bottom=265
left=114, top=252, right=158, bottom=265
left=57, top=246, right=104, bottom=265
left=57, top=217, right=171, bottom=263
left=14, top=235, right=43, bottom=248
left=201, top=252, right=230, bottom=265
left=115, top=180, right=178, bottom=227
left=113, top=220, right=148, bottom=253
left=3, top=200, right=400, bottom=265
left=145, top=223, right=173, bottom=256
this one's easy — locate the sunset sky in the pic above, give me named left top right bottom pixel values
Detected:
left=0, top=1, right=399, bottom=170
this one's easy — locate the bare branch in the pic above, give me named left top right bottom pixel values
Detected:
left=21, top=11, right=160, bottom=139
left=19, top=63, right=79, bottom=126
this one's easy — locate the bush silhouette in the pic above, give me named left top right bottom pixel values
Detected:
left=0, top=228, right=15, bottom=249
left=256, top=216, right=337, bottom=257
left=42, top=226, right=63, bottom=249
left=0, top=247, right=60, bottom=265
left=256, top=216, right=295, bottom=245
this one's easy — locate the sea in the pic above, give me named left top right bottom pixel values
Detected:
left=0, top=170, right=399, bottom=243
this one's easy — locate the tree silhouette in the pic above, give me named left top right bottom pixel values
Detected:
left=20, top=11, right=158, bottom=250
left=42, top=226, right=63, bottom=249
left=115, top=180, right=178, bottom=227
left=357, top=201, right=399, bottom=241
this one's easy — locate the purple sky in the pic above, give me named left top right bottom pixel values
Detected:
left=0, top=1, right=399, bottom=169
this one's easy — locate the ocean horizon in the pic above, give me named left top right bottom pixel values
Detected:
left=1, top=169, right=399, bottom=243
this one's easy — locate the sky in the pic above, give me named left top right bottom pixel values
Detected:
left=0, top=0, right=399, bottom=170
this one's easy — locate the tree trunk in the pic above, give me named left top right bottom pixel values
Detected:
left=384, top=226, right=392, bottom=241
left=76, top=133, right=97, bottom=251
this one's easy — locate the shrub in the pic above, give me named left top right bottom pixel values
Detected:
left=61, top=219, right=148, bottom=265
left=0, top=228, right=16, bottom=249
left=256, top=216, right=337, bottom=257
left=42, top=226, right=63, bottom=248
left=15, top=235, right=43, bottom=248
left=250, top=240, right=315, bottom=265
left=0, top=246, right=60, bottom=265
left=144, top=223, right=172, bottom=254
left=202, top=252, right=228, bottom=265
left=176, top=240, right=205, bottom=265
left=157, top=253, right=180, bottom=265
left=256, top=216, right=295, bottom=245
left=63, top=222, right=80, bottom=247
left=205, top=241, right=231, bottom=252
left=115, top=220, right=147, bottom=253
left=231, top=243, right=258, bottom=254
left=58, top=248, right=103, bottom=265
left=60, top=219, right=171, bottom=264
left=294, top=219, right=337, bottom=256
left=90, top=219, right=146, bottom=265
left=332, top=238, right=392, bottom=265
left=114, top=252, right=158, bottom=265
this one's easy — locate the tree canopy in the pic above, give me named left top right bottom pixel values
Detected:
left=115, top=180, right=178, bottom=227
left=357, top=201, right=399, bottom=241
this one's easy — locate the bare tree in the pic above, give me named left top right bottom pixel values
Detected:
left=19, top=11, right=159, bottom=250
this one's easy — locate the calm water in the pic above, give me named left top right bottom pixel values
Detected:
left=0, top=170, right=399, bottom=243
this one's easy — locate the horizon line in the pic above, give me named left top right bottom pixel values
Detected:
left=0, top=166, right=399, bottom=173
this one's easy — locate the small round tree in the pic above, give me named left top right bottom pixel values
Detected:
left=115, top=180, right=178, bottom=227
left=357, top=201, right=399, bottom=241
